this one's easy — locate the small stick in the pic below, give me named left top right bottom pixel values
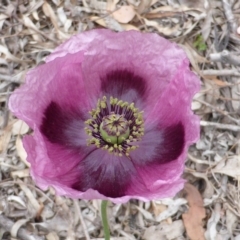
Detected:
left=222, top=0, right=237, bottom=32
left=188, top=153, right=214, bottom=165
left=210, top=50, right=240, bottom=66
left=202, top=69, right=240, bottom=76
left=196, top=99, right=240, bottom=125
left=200, top=120, right=240, bottom=132
left=73, top=199, right=91, bottom=240
left=0, top=215, right=44, bottom=240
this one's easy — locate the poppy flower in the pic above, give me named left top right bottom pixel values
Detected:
left=9, top=29, right=200, bottom=203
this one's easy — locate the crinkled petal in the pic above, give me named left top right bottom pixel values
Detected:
left=130, top=169, right=185, bottom=200
left=127, top=60, right=200, bottom=188
left=130, top=122, right=185, bottom=166
left=9, top=29, right=201, bottom=203
left=124, top=122, right=185, bottom=196
left=9, top=54, right=89, bottom=129
left=145, top=59, right=200, bottom=143
left=27, top=133, right=185, bottom=202
left=81, top=30, right=188, bottom=109
left=23, top=130, right=85, bottom=187
left=72, top=149, right=147, bottom=198
left=45, top=30, right=114, bottom=62
left=48, top=30, right=189, bottom=110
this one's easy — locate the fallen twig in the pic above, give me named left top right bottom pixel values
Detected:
left=197, top=99, right=240, bottom=125
left=200, top=120, right=240, bottom=132
left=73, top=199, right=91, bottom=240
left=222, top=0, right=237, bottom=32
left=210, top=50, right=240, bottom=66
left=203, top=69, right=240, bottom=76
left=188, top=153, right=214, bottom=165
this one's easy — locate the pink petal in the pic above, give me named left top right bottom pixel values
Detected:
left=9, top=54, right=89, bottom=129
left=9, top=29, right=201, bottom=202
left=72, top=149, right=147, bottom=198
left=47, top=30, right=189, bottom=111
left=145, top=59, right=200, bottom=145
left=24, top=130, right=85, bottom=186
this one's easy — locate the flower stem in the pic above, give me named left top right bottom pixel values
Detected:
left=101, top=200, right=110, bottom=240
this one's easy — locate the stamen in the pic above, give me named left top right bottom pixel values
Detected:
left=85, top=96, right=145, bottom=156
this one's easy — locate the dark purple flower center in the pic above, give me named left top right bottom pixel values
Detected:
left=85, top=96, right=144, bottom=156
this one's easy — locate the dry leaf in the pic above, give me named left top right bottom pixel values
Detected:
left=204, top=203, right=221, bottom=240
left=152, top=202, right=172, bottom=223
left=137, top=0, right=153, bottom=14
left=0, top=14, right=8, bottom=31
left=226, top=209, right=237, bottom=237
left=42, top=2, right=58, bottom=29
left=89, top=0, right=107, bottom=10
left=11, top=219, right=29, bottom=238
left=90, top=16, right=107, bottom=28
left=19, top=182, right=41, bottom=212
left=143, top=18, right=182, bottom=36
left=42, top=2, right=69, bottom=40
left=32, top=10, right=40, bottom=21
left=201, top=8, right=212, bottom=41
left=112, top=6, right=135, bottom=24
left=107, top=0, right=119, bottom=11
left=0, top=125, right=12, bottom=153
left=230, top=78, right=240, bottom=111
left=46, top=232, right=59, bottom=240
left=7, top=196, right=26, bottom=208
left=143, top=220, right=184, bottom=240
left=12, top=120, right=29, bottom=135
left=211, top=77, right=229, bottom=87
left=187, top=171, right=214, bottom=199
left=66, top=229, right=76, bottom=240
left=182, top=183, right=206, bottom=240
left=22, top=15, right=42, bottom=42
left=105, top=16, right=123, bottom=31
left=57, top=7, right=67, bottom=25
left=120, top=23, right=139, bottom=31
left=155, top=198, right=187, bottom=222
left=152, top=202, right=167, bottom=216
left=213, top=156, right=240, bottom=179
left=0, top=45, right=25, bottom=63
left=236, top=235, right=240, bottom=240
left=180, top=44, right=205, bottom=78
left=16, top=137, right=30, bottom=167
left=178, top=0, right=205, bottom=9
left=11, top=169, right=30, bottom=178
left=192, top=92, right=204, bottom=111
left=135, top=205, right=154, bottom=220
left=41, top=205, right=74, bottom=233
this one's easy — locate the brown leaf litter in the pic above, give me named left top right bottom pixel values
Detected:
left=182, top=183, right=206, bottom=240
left=1, top=0, right=240, bottom=239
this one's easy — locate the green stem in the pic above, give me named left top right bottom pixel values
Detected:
left=101, top=200, right=110, bottom=240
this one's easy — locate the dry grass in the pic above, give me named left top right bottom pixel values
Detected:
left=1, top=0, right=240, bottom=239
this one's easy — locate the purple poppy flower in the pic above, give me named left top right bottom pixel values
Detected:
left=9, top=29, right=200, bottom=203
